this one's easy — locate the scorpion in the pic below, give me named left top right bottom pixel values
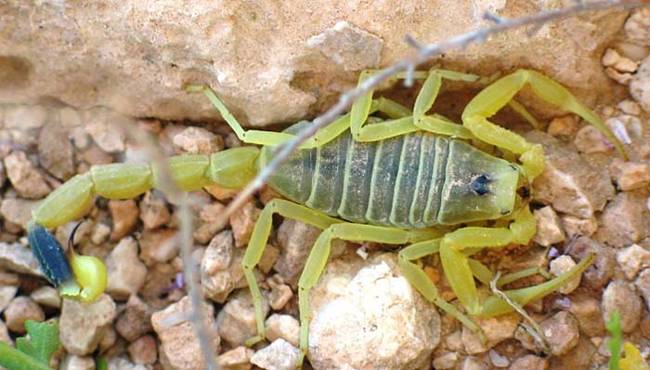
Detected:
left=27, top=68, right=625, bottom=364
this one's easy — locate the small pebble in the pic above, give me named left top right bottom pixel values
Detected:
left=105, top=237, right=148, bottom=300
left=60, top=294, right=117, bottom=355
left=616, top=244, right=650, bottom=279
left=462, top=313, right=520, bottom=354
left=84, top=110, right=127, bottom=153
left=274, top=219, right=322, bottom=285
left=635, top=269, right=650, bottom=311
left=250, top=339, right=301, bottom=370
left=268, top=278, right=293, bottom=310
left=172, top=126, right=224, bottom=155
left=460, top=356, right=488, bottom=370
left=630, top=56, right=650, bottom=112
left=3, top=151, right=51, bottom=199
left=547, top=115, right=577, bottom=137
left=508, top=355, right=547, bottom=370
left=574, top=126, right=612, bottom=154
left=617, top=99, right=642, bottom=115
left=217, top=346, right=254, bottom=370
left=488, top=349, right=510, bottom=368
left=624, top=8, right=650, bottom=47
left=596, top=192, right=649, bottom=248
left=139, top=192, right=170, bottom=230
left=610, top=160, right=650, bottom=191
left=560, top=215, right=598, bottom=238
left=3, top=296, right=44, bottom=333
left=566, top=237, right=615, bottom=290
left=30, top=286, right=61, bottom=308
left=193, top=201, right=227, bottom=244
left=601, top=280, right=642, bottom=333
left=568, top=293, right=605, bottom=337
left=433, top=352, right=459, bottom=369
left=128, top=335, right=158, bottom=365
left=541, top=311, right=580, bottom=356
left=201, top=230, right=245, bottom=303
left=90, top=222, right=111, bottom=245
left=109, top=199, right=139, bottom=241
left=549, top=255, right=581, bottom=294
left=115, top=295, right=154, bottom=342
left=265, top=314, right=300, bottom=347
left=216, top=290, right=269, bottom=347
left=229, top=200, right=260, bottom=248
left=0, top=285, right=17, bottom=313
left=60, top=354, right=95, bottom=370
left=533, top=206, right=566, bottom=247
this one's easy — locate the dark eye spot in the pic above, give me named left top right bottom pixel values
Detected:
left=471, top=174, right=491, bottom=196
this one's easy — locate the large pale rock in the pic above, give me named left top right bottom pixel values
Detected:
left=308, top=254, right=440, bottom=370
left=105, top=237, right=148, bottom=300
left=0, top=1, right=626, bottom=126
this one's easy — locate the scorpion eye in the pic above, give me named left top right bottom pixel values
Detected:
left=470, top=174, right=491, bottom=196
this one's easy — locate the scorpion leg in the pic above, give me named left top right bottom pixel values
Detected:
left=462, top=69, right=627, bottom=179
left=351, top=69, right=478, bottom=141
left=397, top=239, right=485, bottom=341
left=241, top=199, right=341, bottom=347
left=439, top=207, right=536, bottom=315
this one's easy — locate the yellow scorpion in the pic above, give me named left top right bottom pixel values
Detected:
left=28, top=68, right=625, bottom=363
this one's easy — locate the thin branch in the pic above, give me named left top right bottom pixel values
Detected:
left=219, top=0, right=647, bottom=224
left=123, top=123, right=219, bottom=370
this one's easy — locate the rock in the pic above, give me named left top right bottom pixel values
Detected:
left=193, top=201, right=227, bottom=244
left=547, top=115, right=578, bottom=138
left=548, top=336, right=596, bottom=370
left=105, top=237, right=148, bottom=300
left=91, top=222, right=111, bottom=245
left=108, top=199, right=139, bottom=241
left=38, top=121, right=75, bottom=179
left=460, top=356, right=488, bottom=370
left=610, top=159, right=650, bottom=191
left=98, top=326, right=117, bottom=353
left=106, top=356, right=147, bottom=370
left=217, top=346, right=254, bottom=370
left=616, top=244, right=650, bottom=279
left=574, top=125, right=614, bottom=154
left=60, top=294, right=117, bottom=355
left=625, top=8, right=650, bottom=46
left=127, top=335, right=157, bottom=365
left=567, top=293, right=605, bottom=337
left=3, top=296, right=44, bottom=333
left=60, top=354, right=95, bottom=370
left=508, top=355, right=548, bottom=370
left=0, top=198, right=33, bottom=230
left=0, top=320, right=10, bottom=345
left=540, top=311, right=580, bottom=356
left=306, top=21, right=383, bottom=72
left=138, top=228, right=179, bottom=265
left=229, top=200, right=260, bottom=248
left=525, top=132, right=614, bottom=218
left=462, top=313, right=520, bottom=355
left=631, top=56, right=650, bottom=112
left=265, top=314, right=299, bottom=347
left=274, top=219, right=322, bottom=286
left=595, top=191, right=649, bottom=248
left=151, top=296, right=221, bottom=370
left=617, top=99, right=642, bottom=115
left=139, top=192, right=170, bottom=230
left=3, top=151, right=51, bottom=199
left=602, top=280, right=642, bottom=333
left=549, top=255, right=581, bottom=294
left=30, top=286, right=61, bottom=308
left=533, top=206, right=565, bottom=247
left=201, top=230, right=246, bottom=303
left=565, top=237, right=615, bottom=290
left=4, top=105, right=48, bottom=129
left=0, top=242, right=44, bottom=277
left=560, top=215, right=597, bottom=238
left=172, top=126, right=224, bottom=155
left=84, top=110, right=127, bottom=153
left=433, top=352, right=459, bottom=369
left=258, top=244, right=279, bottom=274
left=115, top=295, right=153, bottom=342
left=489, top=349, right=510, bottom=368
left=0, top=285, right=17, bottom=313
left=268, top=275, right=293, bottom=310
left=635, top=268, right=650, bottom=310
left=250, top=339, right=301, bottom=370
left=308, top=255, right=440, bottom=370
left=217, top=289, right=269, bottom=347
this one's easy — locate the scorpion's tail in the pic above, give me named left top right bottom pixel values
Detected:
left=28, top=146, right=260, bottom=302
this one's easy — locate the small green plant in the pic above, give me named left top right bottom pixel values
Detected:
left=0, top=320, right=60, bottom=370
left=606, top=311, right=649, bottom=370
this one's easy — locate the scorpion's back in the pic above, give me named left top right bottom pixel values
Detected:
left=261, top=122, right=520, bottom=228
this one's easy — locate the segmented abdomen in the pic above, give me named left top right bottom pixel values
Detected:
left=266, top=129, right=452, bottom=228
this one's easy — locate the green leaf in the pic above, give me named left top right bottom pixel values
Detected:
left=96, top=356, right=108, bottom=370
left=0, top=320, right=60, bottom=370
left=15, top=320, right=60, bottom=365
left=607, top=311, right=623, bottom=370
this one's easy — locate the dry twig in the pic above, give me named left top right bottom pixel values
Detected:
left=219, top=0, right=648, bottom=227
